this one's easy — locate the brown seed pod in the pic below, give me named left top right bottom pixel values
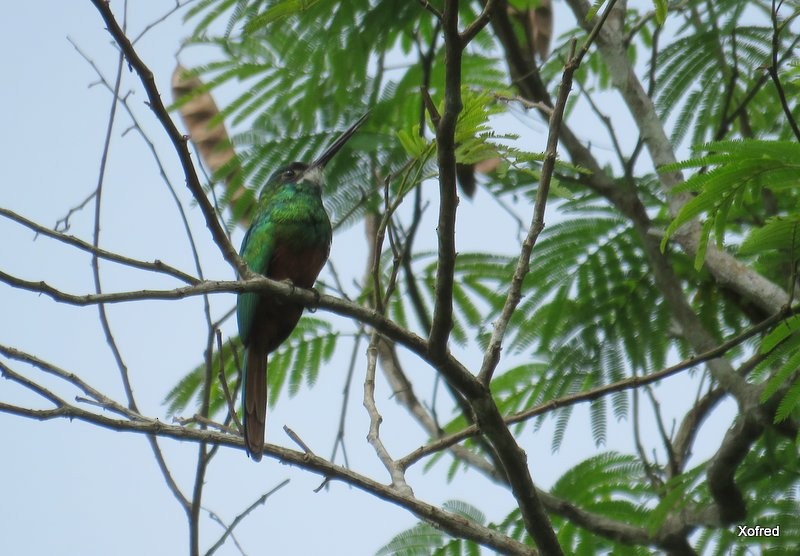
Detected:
left=172, top=64, right=251, bottom=225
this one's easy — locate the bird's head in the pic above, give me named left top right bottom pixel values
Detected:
left=263, top=112, right=369, bottom=194
left=267, top=161, right=319, bottom=187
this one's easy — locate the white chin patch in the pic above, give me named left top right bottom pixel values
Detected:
left=301, top=166, right=324, bottom=186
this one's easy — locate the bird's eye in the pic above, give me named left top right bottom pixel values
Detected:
left=283, top=169, right=295, bottom=179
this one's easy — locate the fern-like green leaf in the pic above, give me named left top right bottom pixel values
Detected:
left=375, top=500, right=485, bottom=556
left=662, top=140, right=800, bottom=258
left=740, top=216, right=800, bottom=255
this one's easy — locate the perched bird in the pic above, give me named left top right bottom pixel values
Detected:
left=237, top=114, right=367, bottom=460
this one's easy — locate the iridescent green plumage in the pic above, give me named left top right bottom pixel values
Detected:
left=237, top=114, right=367, bottom=460
left=237, top=164, right=333, bottom=349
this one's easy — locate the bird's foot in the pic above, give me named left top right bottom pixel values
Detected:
left=279, top=278, right=296, bottom=293
left=308, top=287, right=322, bottom=313
left=272, top=278, right=295, bottom=305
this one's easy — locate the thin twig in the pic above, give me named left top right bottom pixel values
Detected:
left=416, top=0, right=442, bottom=20
left=54, top=188, right=98, bottom=232
left=364, top=339, right=413, bottom=495
left=0, top=206, right=198, bottom=285
left=204, top=479, right=290, bottom=556
left=329, top=327, right=364, bottom=467
left=477, top=0, right=619, bottom=386
left=131, top=0, right=193, bottom=45
left=89, top=0, right=133, bottom=410
left=0, top=394, right=535, bottom=555
left=283, top=425, right=316, bottom=455
left=217, top=330, right=242, bottom=434
left=768, top=0, right=800, bottom=141
left=77, top=4, right=200, bottom=519
left=427, top=0, right=462, bottom=363
left=631, top=375, right=662, bottom=490
left=492, top=92, right=553, bottom=115
left=477, top=38, right=578, bottom=385
left=644, top=385, right=678, bottom=476
left=460, top=0, right=495, bottom=45
left=175, top=414, right=234, bottom=433
left=89, top=0, right=246, bottom=277
left=0, top=362, right=71, bottom=409
left=401, top=305, right=794, bottom=468
left=205, top=510, right=247, bottom=556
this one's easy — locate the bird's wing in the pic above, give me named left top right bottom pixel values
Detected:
left=237, top=218, right=275, bottom=344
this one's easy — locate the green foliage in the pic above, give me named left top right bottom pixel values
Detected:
left=653, top=0, right=668, bottom=25
left=551, top=452, right=650, bottom=509
left=167, top=0, right=800, bottom=553
left=662, top=139, right=800, bottom=269
left=694, top=433, right=800, bottom=555
left=375, top=500, right=485, bottom=556
left=740, top=215, right=800, bottom=255
left=163, top=317, right=338, bottom=421
left=179, top=0, right=512, bottom=215
left=164, top=335, right=243, bottom=420
left=757, top=314, right=800, bottom=422
left=549, top=452, right=654, bottom=554
left=644, top=464, right=705, bottom=533
left=661, top=138, right=800, bottom=424
left=654, top=1, right=788, bottom=146
left=503, top=205, right=669, bottom=447
left=243, top=0, right=324, bottom=29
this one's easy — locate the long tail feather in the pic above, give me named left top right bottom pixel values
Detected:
left=243, top=344, right=267, bottom=461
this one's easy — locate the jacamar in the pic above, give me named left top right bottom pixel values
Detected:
left=237, top=113, right=368, bottom=461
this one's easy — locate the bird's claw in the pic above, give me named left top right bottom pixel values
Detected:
left=280, top=278, right=296, bottom=291
left=308, top=288, right=321, bottom=313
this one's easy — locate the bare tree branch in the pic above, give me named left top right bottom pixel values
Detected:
left=402, top=306, right=795, bottom=467
left=0, top=207, right=198, bottom=285
left=204, top=479, right=290, bottom=556
left=364, top=339, right=413, bottom=495
left=706, top=412, right=761, bottom=523
left=131, top=0, right=193, bottom=45
left=0, top=387, right=536, bottom=555
left=563, top=0, right=790, bottom=316
left=478, top=32, right=583, bottom=385
left=89, top=0, right=245, bottom=277
left=461, top=0, right=495, bottom=45
left=0, top=344, right=141, bottom=420
left=216, top=331, right=242, bottom=434
left=428, top=0, right=462, bottom=362
left=329, top=327, right=363, bottom=467
left=768, top=0, right=800, bottom=142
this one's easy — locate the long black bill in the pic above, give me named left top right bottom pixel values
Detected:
left=309, top=112, right=369, bottom=169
